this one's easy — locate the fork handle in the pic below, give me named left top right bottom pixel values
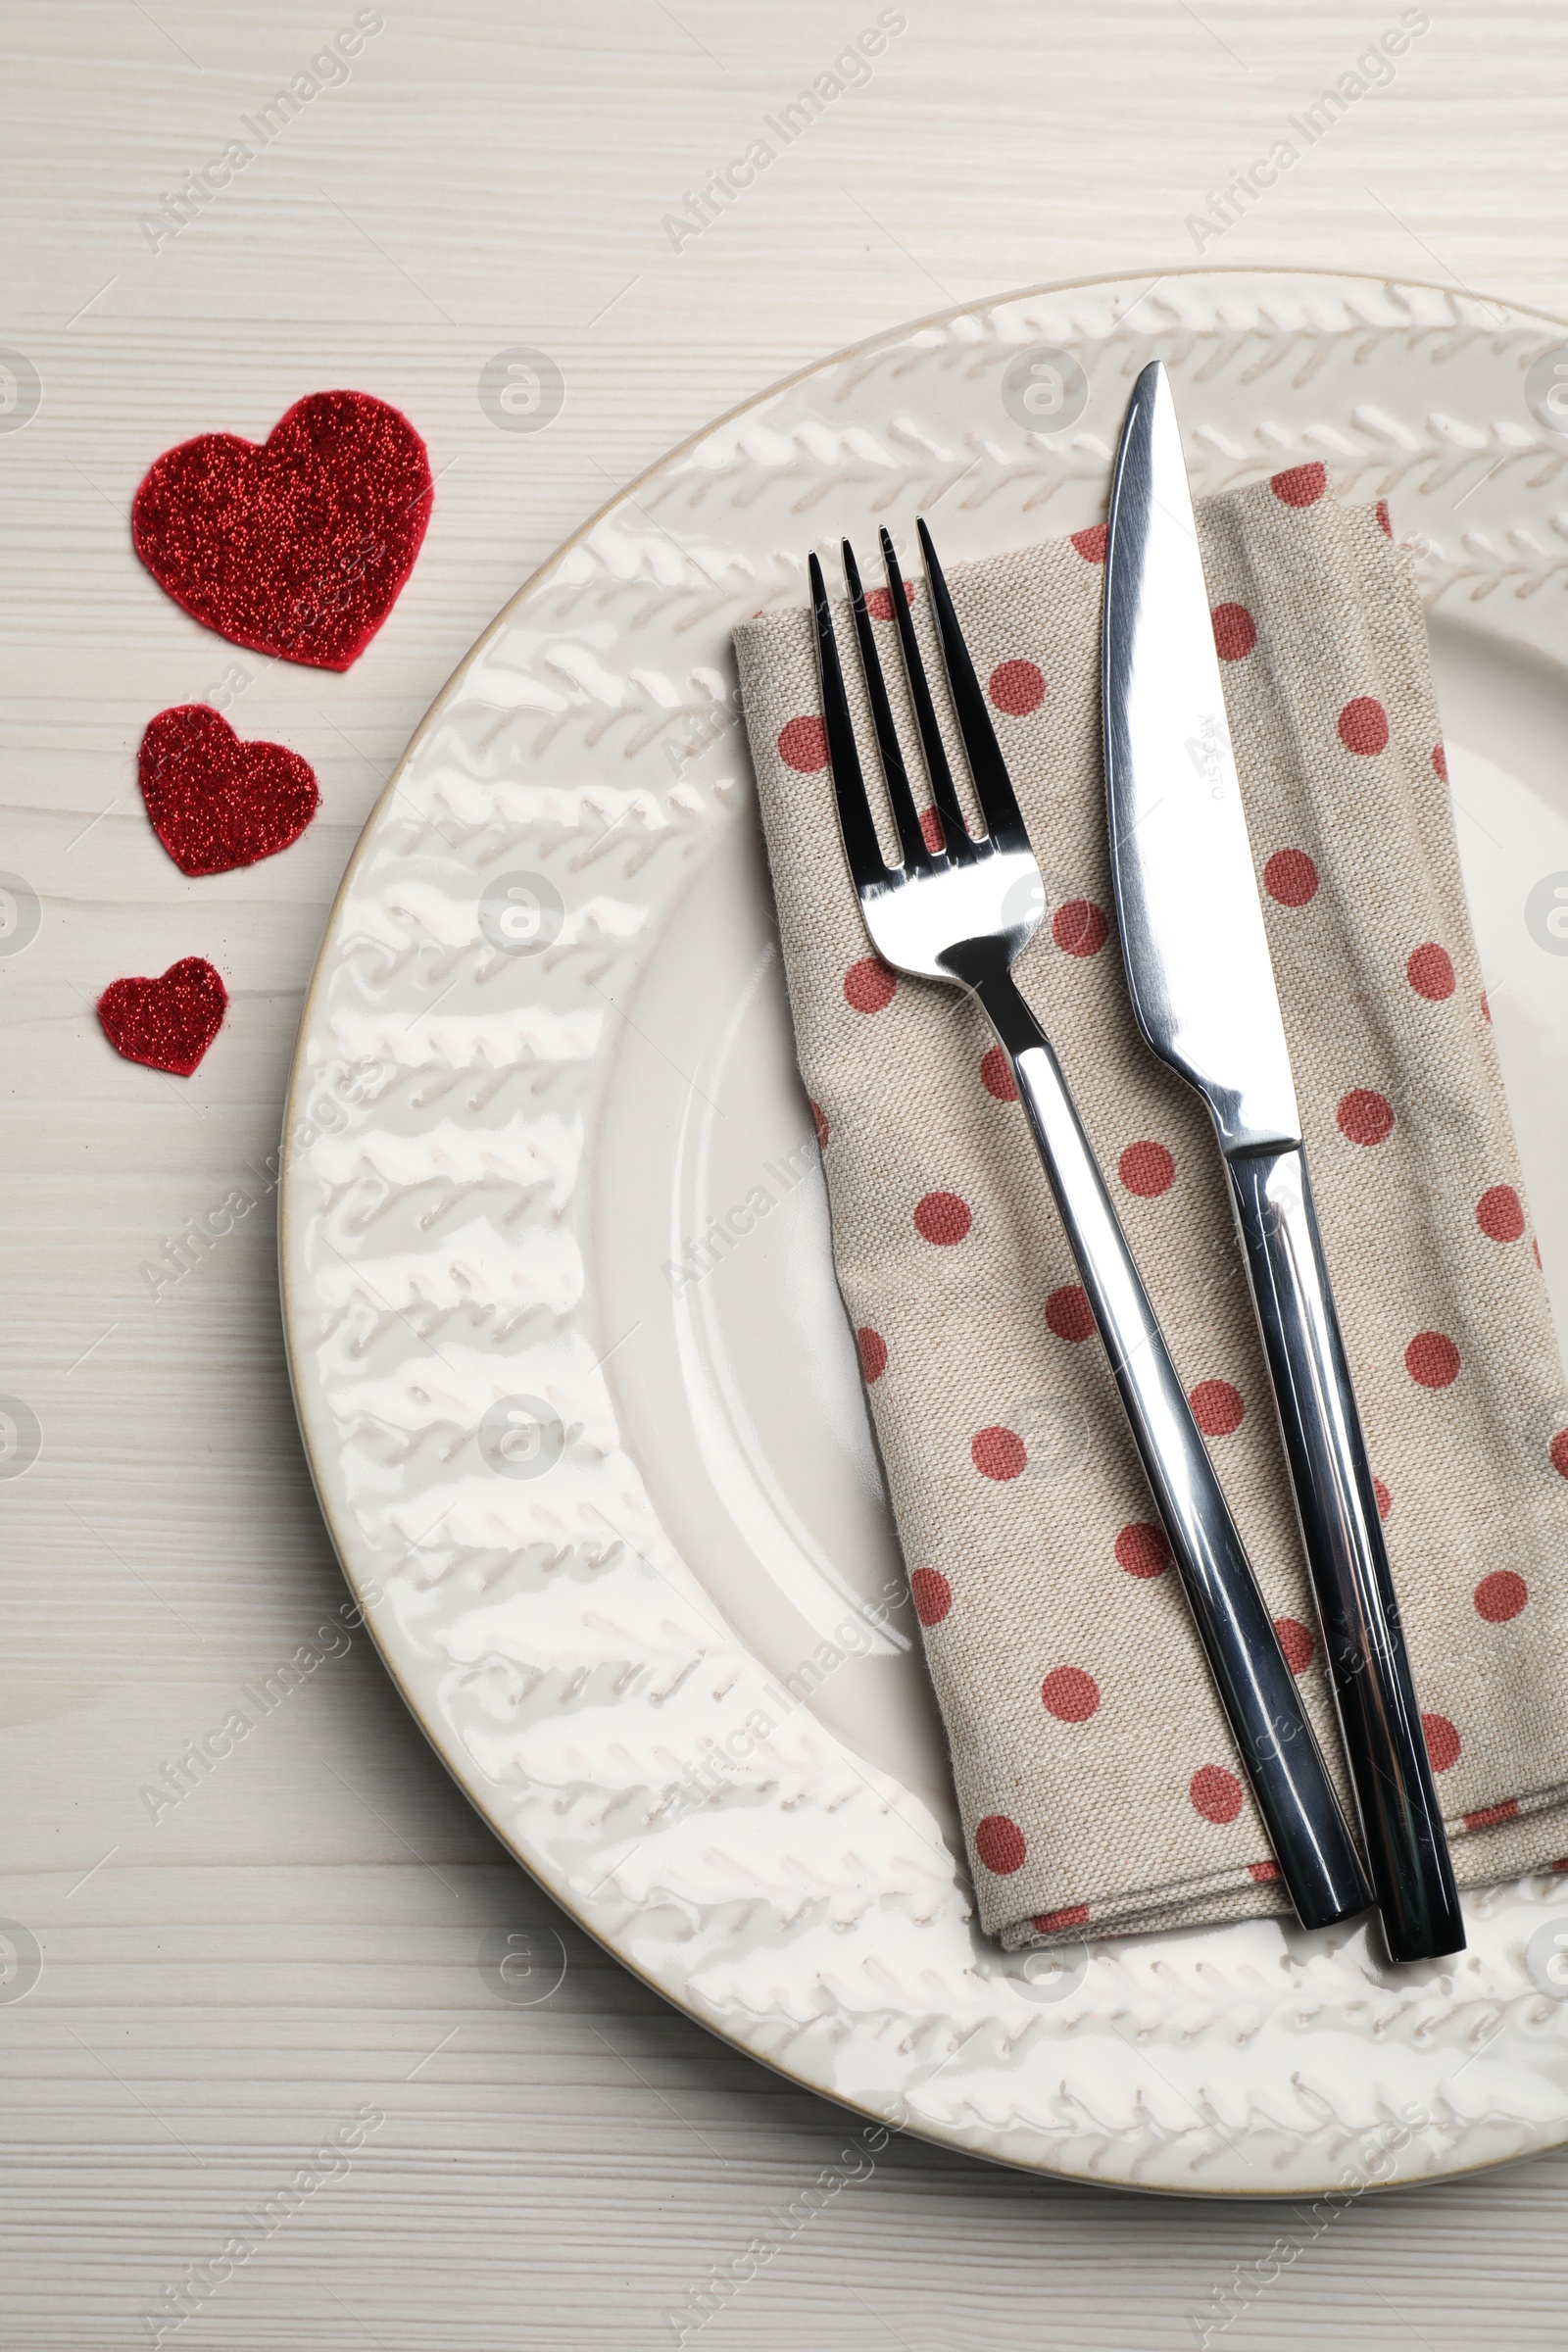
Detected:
left=971, top=959, right=1370, bottom=1930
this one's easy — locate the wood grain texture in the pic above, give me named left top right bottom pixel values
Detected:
left=2, top=3, right=1567, bottom=2343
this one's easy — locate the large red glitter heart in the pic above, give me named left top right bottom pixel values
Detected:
left=131, top=390, right=432, bottom=671
left=98, top=956, right=227, bottom=1077
left=139, top=705, right=318, bottom=876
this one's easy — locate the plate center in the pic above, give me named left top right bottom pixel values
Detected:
left=589, top=812, right=953, bottom=1814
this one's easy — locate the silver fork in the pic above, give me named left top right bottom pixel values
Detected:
left=810, top=521, right=1369, bottom=1932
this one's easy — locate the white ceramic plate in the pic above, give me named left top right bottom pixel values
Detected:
left=282, top=270, right=1568, bottom=2197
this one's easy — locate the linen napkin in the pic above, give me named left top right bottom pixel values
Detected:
left=734, top=471, right=1568, bottom=1949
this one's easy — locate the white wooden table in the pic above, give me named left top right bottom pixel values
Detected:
left=5, top=5, right=1568, bottom=2342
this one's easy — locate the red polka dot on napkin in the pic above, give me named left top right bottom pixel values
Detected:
left=1264, top=849, right=1318, bottom=906
left=1190, top=1765, right=1243, bottom=1824
left=1211, top=603, right=1256, bottom=662
left=988, top=659, right=1045, bottom=716
left=975, top=1814, right=1027, bottom=1873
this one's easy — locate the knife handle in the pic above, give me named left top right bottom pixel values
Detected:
left=1225, top=1145, right=1464, bottom=1963
left=977, top=968, right=1370, bottom=1931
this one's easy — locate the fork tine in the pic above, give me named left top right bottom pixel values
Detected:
left=843, top=540, right=933, bottom=872
left=879, top=527, right=972, bottom=860
left=809, top=552, right=892, bottom=895
left=916, top=516, right=1028, bottom=846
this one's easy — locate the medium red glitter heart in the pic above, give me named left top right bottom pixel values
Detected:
left=139, top=705, right=319, bottom=876
left=98, top=956, right=227, bottom=1077
left=131, top=389, right=432, bottom=671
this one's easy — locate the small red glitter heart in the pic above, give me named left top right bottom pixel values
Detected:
left=98, top=956, right=227, bottom=1077
left=131, top=389, right=432, bottom=671
left=139, top=705, right=318, bottom=877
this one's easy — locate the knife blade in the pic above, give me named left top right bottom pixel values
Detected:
left=1102, top=360, right=1464, bottom=1965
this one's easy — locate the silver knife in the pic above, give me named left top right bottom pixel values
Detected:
left=1102, top=360, right=1463, bottom=1965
